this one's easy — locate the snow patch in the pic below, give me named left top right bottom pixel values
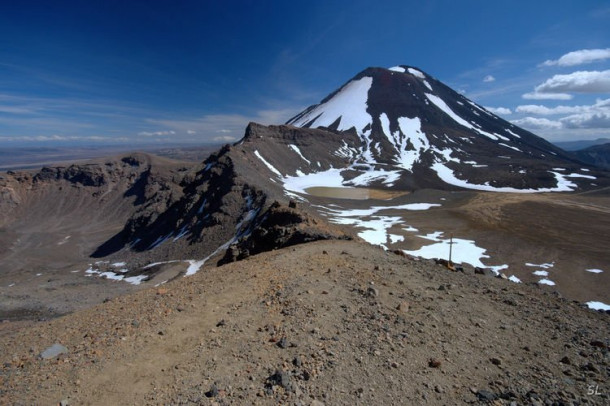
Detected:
left=586, top=268, right=603, bottom=274
left=389, top=66, right=406, bottom=73
left=526, top=262, right=554, bottom=268
left=284, top=168, right=346, bottom=194
left=319, top=202, right=439, bottom=249
left=565, top=173, right=596, bottom=179
left=432, top=162, right=577, bottom=193
left=403, top=231, right=506, bottom=271
left=408, top=68, right=425, bottom=78
left=586, top=301, right=610, bottom=311
left=84, top=265, right=148, bottom=286
left=288, top=144, right=311, bottom=164
left=499, top=143, right=522, bottom=152
left=185, top=260, right=206, bottom=276
left=538, top=279, right=556, bottom=286
left=288, top=77, right=373, bottom=133
left=254, top=150, right=282, bottom=177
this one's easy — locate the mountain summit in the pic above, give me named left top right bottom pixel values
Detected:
left=281, top=65, right=601, bottom=192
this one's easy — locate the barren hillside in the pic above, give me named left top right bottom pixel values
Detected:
left=1, top=240, right=608, bottom=405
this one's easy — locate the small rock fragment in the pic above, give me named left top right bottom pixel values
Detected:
left=396, top=301, right=409, bottom=312
left=277, top=337, right=288, bottom=349
left=476, top=389, right=497, bottom=401
left=428, top=358, right=442, bottom=368
left=40, top=344, right=68, bottom=360
left=205, top=383, right=219, bottom=398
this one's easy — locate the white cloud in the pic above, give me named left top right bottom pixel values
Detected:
left=0, top=134, right=128, bottom=143
left=511, top=117, right=562, bottom=130
left=534, top=70, right=610, bottom=94
left=485, top=106, right=511, bottom=115
left=516, top=98, right=610, bottom=115
left=137, top=130, right=176, bottom=137
left=212, top=135, right=238, bottom=142
left=483, top=75, right=495, bottom=83
left=148, top=107, right=301, bottom=142
left=541, top=48, right=610, bottom=67
left=522, top=92, right=573, bottom=100
left=561, top=112, right=610, bottom=129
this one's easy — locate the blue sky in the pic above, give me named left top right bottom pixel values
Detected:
left=1, top=0, right=609, bottom=147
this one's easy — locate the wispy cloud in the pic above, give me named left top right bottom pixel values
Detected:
left=483, top=75, right=495, bottom=83
left=0, top=134, right=129, bottom=143
left=522, top=92, right=573, bottom=100
left=541, top=48, right=610, bottom=67
left=138, top=130, right=176, bottom=137
left=147, top=107, right=302, bottom=143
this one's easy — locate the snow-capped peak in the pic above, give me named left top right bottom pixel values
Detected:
left=283, top=66, right=593, bottom=192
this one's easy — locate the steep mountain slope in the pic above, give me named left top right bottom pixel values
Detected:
left=284, top=66, right=607, bottom=192
left=554, top=138, right=610, bottom=151
left=571, top=142, right=610, bottom=170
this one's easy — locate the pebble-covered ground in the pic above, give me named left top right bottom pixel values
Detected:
left=1, top=240, right=608, bottom=405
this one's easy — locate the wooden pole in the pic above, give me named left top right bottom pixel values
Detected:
left=449, top=233, right=453, bottom=266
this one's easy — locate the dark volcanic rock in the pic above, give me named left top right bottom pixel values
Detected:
left=218, top=201, right=349, bottom=265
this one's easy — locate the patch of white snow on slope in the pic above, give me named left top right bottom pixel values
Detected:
left=284, top=168, right=346, bottom=194
left=403, top=232, right=507, bottom=270
left=84, top=266, right=148, bottom=285
left=185, top=259, right=207, bottom=276
left=425, top=93, right=500, bottom=141
left=319, top=203, right=440, bottom=249
left=565, top=173, right=596, bottom=179
left=538, top=279, right=556, bottom=286
left=526, top=262, right=554, bottom=268
left=322, top=203, right=440, bottom=218
left=289, top=77, right=373, bottom=132
left=432, top=162, right=577, bottom=193
left=408, top=68, right=425, bottom=78
left=379, top=113, right=430, bottom=171
left=348, top=168, right=402, bottom=187
left=508, top=275, right=522, bottom=283
left=254, top=150, right=282, bottom=177
left=185, top=202, right=260, bottom=277
left=586, top=268, right=603, bottom=274
left=288, top=144, right=311, bottom=164
left=389, top=66, right=406, bottom=73
left=499, top=143, right=522, bottom=152
left=586, top=301, right=610, bottom=311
